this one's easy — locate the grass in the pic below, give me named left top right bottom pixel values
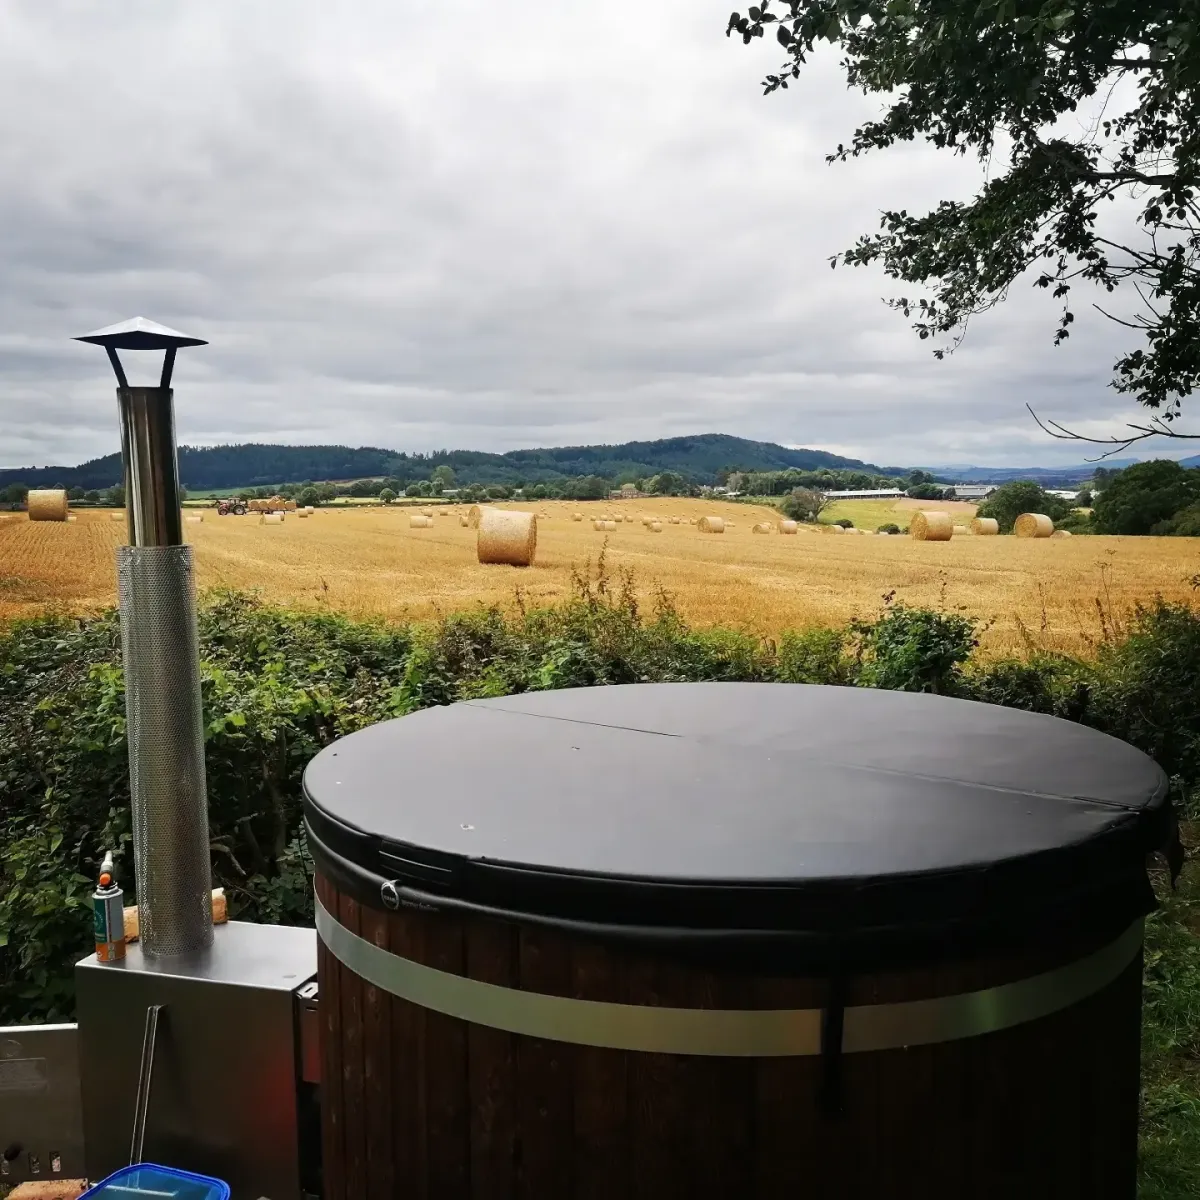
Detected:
left=2, top=497, right=1199, bottom=657
left=1140, top=821, right=1200, bottom=1197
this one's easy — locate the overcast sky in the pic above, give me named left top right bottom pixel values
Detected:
left=0, top=1, right=1184, bottom=469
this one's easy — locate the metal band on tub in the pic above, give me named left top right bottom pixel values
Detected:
left=314, top=895, right=1142, bottom=1057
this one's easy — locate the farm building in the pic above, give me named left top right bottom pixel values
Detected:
left=822, top=487, right=907, bottom=500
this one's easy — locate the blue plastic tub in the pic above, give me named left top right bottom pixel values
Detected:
left=81, top=1164, right=230, bottom=1200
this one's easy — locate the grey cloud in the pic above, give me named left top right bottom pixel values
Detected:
left=0, top=1, right=1182, bottom=470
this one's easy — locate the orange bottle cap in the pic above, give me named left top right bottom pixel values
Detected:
left=99, top=873, right=112, bottom=888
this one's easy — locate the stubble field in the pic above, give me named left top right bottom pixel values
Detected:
left=2, top=498, right=1198, bottom=655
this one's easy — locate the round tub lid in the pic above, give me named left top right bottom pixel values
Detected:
left=304, top=683, right=1170, bottom=959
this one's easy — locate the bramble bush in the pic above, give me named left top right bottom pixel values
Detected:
left=2, top=564, right=1199, bottom=1024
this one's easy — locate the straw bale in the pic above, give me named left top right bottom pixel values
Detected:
left=952, top=525, right=968, bottom=536
left=778, top=520, right=798, bottom=534
left=478, top=508, right=537, bottom=566
left=698, top=516, right=725, bottom=533
left=752, top=522, right=772, bottom=534
left=305, top=506, right=315, bottom=514
left=1051, top=528, right=1073, bottom=538
left=110, top=512, right=125, bottom=521
left=593, top=519, right=617, bottom=531
left=261, top=513, right=284, bottom=525
left=27, top=489, right=68, bottom=521
left=185, top=515, right=204, bottom=524
left=669, top=516, right=680, bottom=524
left=572, top=512, right=583, bottom=521
left=460, top=515, right=470, bottom=527
left=647, top=520, right=663, bottom=532
left=829, top=524, right=845, bottom=534
left=909, top=511, right=953, bottom=541
left=297, top=510, right=310, bottom=518
left=410, top=515, right=433, bottom=528
left=468, top=505, right=485, bottom=528
left=1015, top=512, right=1054, bottom=538
left=970, top=518, right=999, bottom=536
left=125, top=888, right=226, bottom=944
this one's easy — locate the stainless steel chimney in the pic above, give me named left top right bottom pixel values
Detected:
left=75, top=318, right=213, bottom=958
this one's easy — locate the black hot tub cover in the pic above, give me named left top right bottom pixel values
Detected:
left=304, top=683, right=1175, bottom=963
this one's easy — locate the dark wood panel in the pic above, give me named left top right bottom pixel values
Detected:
left=570, top=941, right=630, bottom=1200
left=388, top=908, right=428, bottom=1198
left=336, top=891, right=367, bottom=1200
left=318, top=874, right=1142, bottom=1200
left=422, top=911, right=470, bottom=1197
left=516, top=926, right=575, bottom=1199
left=466, top=918, right=518, bottom=1200
left=360, top=906, right=395, bottom=1200
left=316, top=875, right=345, bottom=1200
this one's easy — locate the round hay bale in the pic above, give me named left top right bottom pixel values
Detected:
left=185, top=515, right=204, bottom=524
left=439, top=510, right=449, bottom=517
left=970, top=518, right=999, bottom=536
left=478, top=509, right=537, bottom=566
left=778, top=520, right=798, bottom=535
left=305, top=506, right=315, bottom=514
left=752, top=522, right=772, bottom=534
left=67, top=515, right=78, bottom=523
left=261, top=513, right=284, bottom=525
left=572, top=512, right=583, bottom=522
left=27, top=489, right=68, bottom=522
left=952, top=525, right=968, bottom=536
left=624, top=514, right=635, bottom=523
left=460, top=515, right=470, bottom=527
left=1015, top=513, right=1055, bottom=538
left=468, top=505, right=485, bottom=528
left=909, top=511, right=953, bottom=541
left=828, top=524, right=845, bottom=534
left=110, top=512, right=125, bottom=521
left=297, top=510, right=310, bottom=518
left=593, top=519, right=617, bottom=531
left=1052, top=528, right=1073, bottom=538
left=647, top=520, right=663, bottom=532
left=669, top=516, right=680, bottom=524
left=410, top=515, right=433, bottom=529
left=698, top=516, right=725, bottom=533
left=688, top=517, right=697, bottom=525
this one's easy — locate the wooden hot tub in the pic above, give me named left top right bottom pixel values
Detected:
left=304, top=683, right=1173, bottom=1200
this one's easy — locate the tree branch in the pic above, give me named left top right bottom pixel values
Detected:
left=1027, top=404, right=1200, bottom=461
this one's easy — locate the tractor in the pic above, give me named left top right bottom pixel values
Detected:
left=215, top=498, right=249, bottom=515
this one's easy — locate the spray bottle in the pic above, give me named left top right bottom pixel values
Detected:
left=93, top=851, right=126, bottom=962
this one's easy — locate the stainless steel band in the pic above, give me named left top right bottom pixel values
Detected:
left=315, top=896, right=1142, bottom=1057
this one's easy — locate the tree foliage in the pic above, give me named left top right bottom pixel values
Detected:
left=728, top=2, right=1200, bottom=436
left=1091, top=459, right=1200, bottom=533
left=975, top=479, right=1072, bottom=531
left=779, top=486, right=829, bottom=521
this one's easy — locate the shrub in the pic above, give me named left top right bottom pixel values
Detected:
left=853, top=602, right=978, bottom=694
left=1054, top=510, right=1094, bottom=534
left=877, top=523, right=901, bottom=535
left=833, top=518, right=854, bottom=529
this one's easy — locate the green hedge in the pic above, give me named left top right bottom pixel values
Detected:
left=2, top=573, right=1198, bottom=1193
left=2, top=575, right=1198, bottom=1023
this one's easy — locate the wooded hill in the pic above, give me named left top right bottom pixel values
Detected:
left=0, top=434, right=896, bottom=491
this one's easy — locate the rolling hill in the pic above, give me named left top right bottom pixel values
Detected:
left=0, top=434, right=892, bottom=492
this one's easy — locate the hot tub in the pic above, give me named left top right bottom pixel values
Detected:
left=304, top=683, right=1173, bottom=1200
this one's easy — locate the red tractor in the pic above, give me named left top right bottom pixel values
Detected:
left=215, top=498, right=248, bottom=516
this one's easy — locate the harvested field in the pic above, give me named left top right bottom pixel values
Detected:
left=2, top=500, right=1198, bottom=655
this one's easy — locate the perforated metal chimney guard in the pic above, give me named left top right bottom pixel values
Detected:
left=118, top=544, right=213, bottom=957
